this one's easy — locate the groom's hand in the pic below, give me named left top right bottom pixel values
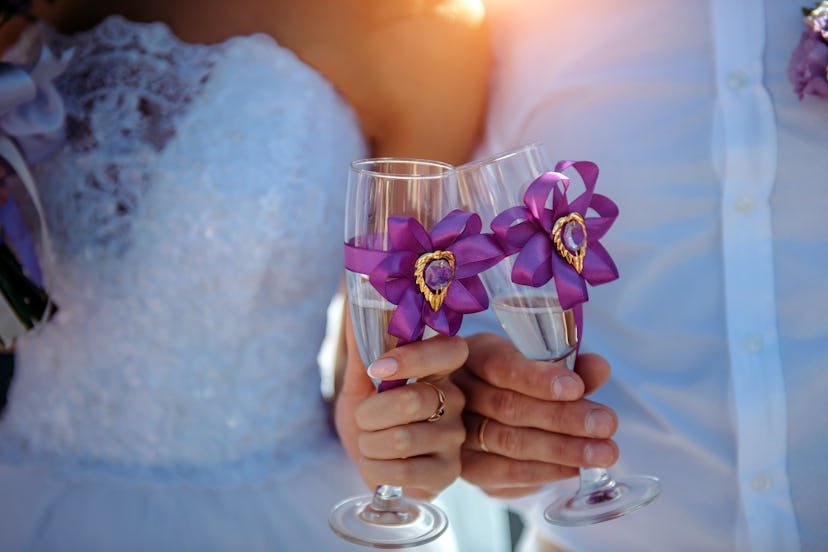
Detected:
left=452, top=333, right=619, bottom=498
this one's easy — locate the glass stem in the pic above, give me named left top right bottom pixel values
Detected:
left=357, top=485, right=419, bottom=525
left=576, top=468, right=621, bottom=504
left=372, top=485, right=405, bottom=511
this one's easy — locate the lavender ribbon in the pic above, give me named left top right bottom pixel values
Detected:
left=491, top=160, right=619, bottom=344
left=345, top=209, right=504, bottom=390
left=1, top=42, right=69, bottom=163
left=0, top=42, right=70, bottom=286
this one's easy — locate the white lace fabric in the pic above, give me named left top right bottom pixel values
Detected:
left=0, top=16, right=367, bottom=481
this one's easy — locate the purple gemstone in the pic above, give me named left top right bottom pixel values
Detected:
left=424, top=259, right=454, bottom=290
left=563, top=220, right=586, bottom=252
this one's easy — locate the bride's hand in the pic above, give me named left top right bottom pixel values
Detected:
left=334, top=315, right=467, bottom=500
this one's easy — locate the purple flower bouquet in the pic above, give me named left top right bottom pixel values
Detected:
left=788, top=2, right=828, bottom=100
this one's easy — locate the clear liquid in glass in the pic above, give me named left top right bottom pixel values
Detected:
left=347, top=273, right=398, bottom=368
left=491, top=294, right=577, bottom=364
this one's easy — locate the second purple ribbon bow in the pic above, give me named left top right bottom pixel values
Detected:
left=491, top=160, right=620, bottom=311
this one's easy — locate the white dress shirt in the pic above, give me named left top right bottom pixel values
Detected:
left=470, top=0, right=828, bottom=550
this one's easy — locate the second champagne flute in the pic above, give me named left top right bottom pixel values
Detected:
left=457, top=143, right=661, bottom=526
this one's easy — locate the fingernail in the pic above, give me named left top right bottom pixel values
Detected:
left=367, top=357, right=398, bottom=378
left=552, top=375, right=579, bottom=399
left=584, top=442, right=615, bottom=466
left=585, top=409, right=614, bottom=437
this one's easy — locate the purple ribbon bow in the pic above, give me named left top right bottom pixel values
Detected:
left=491, top=160, right=619, bottom=342
left=346, top=209, right=504, bottom=343
left=345, top=209, right=504, bottom=390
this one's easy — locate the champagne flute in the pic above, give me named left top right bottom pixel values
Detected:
left=329, top=158, right=456, bottom=548
left=457, top=143, right=661, bottom=526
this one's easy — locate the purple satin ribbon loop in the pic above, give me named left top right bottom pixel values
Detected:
left=344, top=207, right=505, bottom=350
left=389, top=217, right=431, bottom=254
left=388, top=287, right=427, bottom=342
left=445, top=276, right=488, bottom=313
left=343, top=237, right=386, bottom=274
left=451, top=233, right=504, bottom=278
left=551, top=253, right=589, bottom=309
left=511, top=232, right=553, bottom=288
left=491, top=160, right=619, bottom=324
left=431, top=208, right=481, bottom=248
left=582, top=241, right=618, bottom=286
left=584, top=194, right=618, bottom=240
left=369, top=251, right=417, bottom=304
left=523, top=172, right=568, bottom=230
left=490, top=206, right=534, bottom=255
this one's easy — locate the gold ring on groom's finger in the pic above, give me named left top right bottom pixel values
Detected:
left=478, top=417, right=491, bottom=452
left=422, top=382, right=446, bottom=422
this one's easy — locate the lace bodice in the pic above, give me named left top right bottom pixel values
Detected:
left=0, top=17, right=367, bottom=479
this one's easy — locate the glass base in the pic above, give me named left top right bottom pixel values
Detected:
left=543, top=475, right=661, bottom=527
left=329, top=494, right=448, bottom=549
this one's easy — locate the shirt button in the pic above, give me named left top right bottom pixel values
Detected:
left=727, top=70, right=749, bottom=90
left=743, top=335, right=764, bottom=354
left=751, top=473, right=773, bottom=492
left=733, top=196, right=755, bottom=214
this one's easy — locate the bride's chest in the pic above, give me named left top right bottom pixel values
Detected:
left=33, top=17, right=365, bottom=286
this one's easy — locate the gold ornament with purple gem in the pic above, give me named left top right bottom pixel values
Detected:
left=551, top=212, right=587, bottom=274
left=414, top=250, right=456, bottom=311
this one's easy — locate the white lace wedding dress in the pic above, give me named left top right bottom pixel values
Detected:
left=0, top=16, right=460, bottom=551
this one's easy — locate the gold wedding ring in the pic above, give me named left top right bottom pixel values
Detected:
left=422, top=381, right=446, bottom=422
left=478, top=417, right=491, bottom=453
